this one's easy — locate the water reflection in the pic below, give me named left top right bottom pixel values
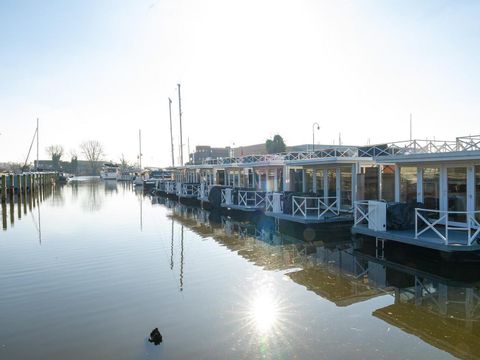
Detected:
left=154, top=196, right=480, bottom=358
left=1, top=186, right=53, bottom=236
left=81, top=180, right=103, bottom=212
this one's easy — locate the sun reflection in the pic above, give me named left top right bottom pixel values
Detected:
left=249, top=291, right=279, bottom=334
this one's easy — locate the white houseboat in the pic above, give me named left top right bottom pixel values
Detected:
left=100, top=163, right=119, bottom=180
left=352, top=136, right=480, bottom=253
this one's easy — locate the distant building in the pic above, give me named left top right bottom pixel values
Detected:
left=232, top=143, right=267, bottom=157
left=188, top=146, right=231, bottom=165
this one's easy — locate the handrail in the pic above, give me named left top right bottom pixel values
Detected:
left=292, top=195, right=339, bottom=218
left=181, top=183, right=200, bottom=197
left=200, top=137, right=480, bottom=167
left=265, top=192, right=284, bottom=213
left=415, top=208, right=480, bottom=245
left=237, top=190, right=266, bottom=208
left=353, top=201, right=373, bottom=226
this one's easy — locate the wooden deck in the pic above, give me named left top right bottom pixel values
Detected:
left=352, top=224, right=480, bottom=252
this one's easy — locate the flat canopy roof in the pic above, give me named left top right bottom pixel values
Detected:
left=375, top=149, right=480, bottom=164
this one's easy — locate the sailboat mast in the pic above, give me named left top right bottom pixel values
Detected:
left=139, top=129, right=142, bottom=170
left=168, top=98, right=175, bottom=167
left=36, top=118, right=39, bottom=171
left=177, top=83, right=183, bottom=166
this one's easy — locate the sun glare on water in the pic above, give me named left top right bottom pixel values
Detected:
left=249, top=290, right=280, bottom=334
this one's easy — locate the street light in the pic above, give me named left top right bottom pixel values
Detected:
left=312, top=122, right=320, bottom=152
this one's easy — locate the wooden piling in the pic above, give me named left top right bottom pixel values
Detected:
left=1, top=175, right=6, bottom=202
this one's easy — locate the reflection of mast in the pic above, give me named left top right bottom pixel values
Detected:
left=170, top=219, right=174, bottom=270
left=38, top=193, right=42, bottom=245
left=180, top=225, right=184, bottom=291
left=139, top=194, right=143, bottom=231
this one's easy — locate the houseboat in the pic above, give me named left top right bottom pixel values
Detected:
left=100, top=163, right=119, bottom=180
left=351, top=136, right=480, bottom=254
left=263, top=146, right=376, bottom=225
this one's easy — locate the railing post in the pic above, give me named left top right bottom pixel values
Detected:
left=415, top=209, right=418, bottom=239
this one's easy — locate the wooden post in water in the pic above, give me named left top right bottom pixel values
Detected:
left=1, top=175, right=6, bottom=202
left=9, top=174, right=14, bottom=195
left=2, top=200, right=6, bottom=230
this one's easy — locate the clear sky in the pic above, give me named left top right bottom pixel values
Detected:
left=1, top=0, right=479, bottom=166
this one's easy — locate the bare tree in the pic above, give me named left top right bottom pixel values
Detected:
left=80, top=140, right=104, bottom=175
left=46, top=145, right=64, bottom=171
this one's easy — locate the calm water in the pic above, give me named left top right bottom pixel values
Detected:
left=1, top=180, right=479, bottom=359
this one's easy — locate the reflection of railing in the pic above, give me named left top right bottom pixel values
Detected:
left=415, top=208, right=480, bottom=245
left=180, top=184, right=200, bottom=197
left=237, top=190, right=266, bottom=208
left=292, top=196, right=339, bottom=218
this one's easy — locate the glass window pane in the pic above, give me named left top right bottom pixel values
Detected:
left=400, top=167, right=417, bottom=203
left=422, top=167, right=440, bottom=210
left=327, top=169, right=336, bottom=204
left=447, top=167, right=467, bottom=222
left=381, top=165, right=395, bottom=202
left=305, top=169, right=314, bottom=193
left=340, top=167, right=352, bottom=210
left=315, top=169, right=324, bottom=195
left=476, top=166, right=480, bottom=222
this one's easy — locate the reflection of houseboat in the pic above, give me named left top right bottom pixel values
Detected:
left=352, top=136, right=480, bottom=254
left=100, top=163, right=119, bottom=180
left=154, top=197, right=480, bottom=359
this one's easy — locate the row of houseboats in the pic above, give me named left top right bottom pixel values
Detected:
left=150, top=135, right=480, bottom=255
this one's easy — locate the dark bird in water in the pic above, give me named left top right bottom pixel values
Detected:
left=148, top=328, right=163, bottom=345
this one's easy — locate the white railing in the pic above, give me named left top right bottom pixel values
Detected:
left=354, top=201, right=374, bottom=226
left=198, top=183, right=211, bottom=200
left=292, top=196, right=339, bottom=218
left=221, top=188, right=233, bottom=205
left=237, top=190, right=266, bottom=208
left=181, top=184, right=200, bottom=197
left=200, top=137, right=480, bottom=167
left=415, top=208, right=480, bottom=245
left=265, top=193, right=284, bottom=213
left=456, top=135, right=480, bottom=151
left=165, top=181, right=176, bottom=194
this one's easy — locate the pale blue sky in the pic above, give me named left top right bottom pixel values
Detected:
left=1, top=0, right=480, bottom=166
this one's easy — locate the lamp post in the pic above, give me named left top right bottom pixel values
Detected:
left=312, top=122, right=320, bottom=152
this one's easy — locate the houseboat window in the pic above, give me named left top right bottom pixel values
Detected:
left=278, top=169, right=283, bottom=192
left=290, top=169, right=303, bottom=193
left=327, top=169, right=336, bottom=204
left=340, top=167, right=352, bottom=210
left=476, top=166, right=480, bottom=222
left=315, top=169, right=324, bottom=196
left=422, top=167, right=440, bottom=210
left=400, top=167, right=417, bottom=203
left=305, top=169, right=314, bottom=193
left=364, top=166, right=378, bottom=200
left=447, top=167, right=467, bottom=222
left=381, top=165, right=395, bottom=202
